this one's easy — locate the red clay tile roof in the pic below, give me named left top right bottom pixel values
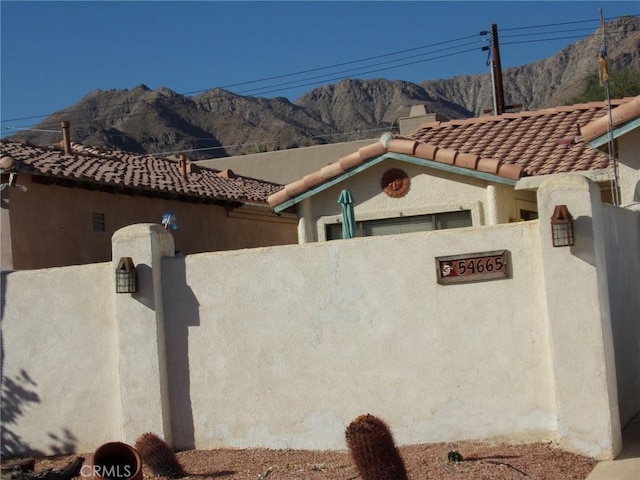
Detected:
left=267, top=98, right=635, bottom=207
left=0, top=140, right=283, bottom=205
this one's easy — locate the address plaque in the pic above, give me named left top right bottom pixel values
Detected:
left=436, top=250, right=510, bottom=285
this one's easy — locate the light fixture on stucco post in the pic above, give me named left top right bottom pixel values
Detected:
left=115, top=257, right=138, bottom=293
left=550, top=205, right=575, bottom=247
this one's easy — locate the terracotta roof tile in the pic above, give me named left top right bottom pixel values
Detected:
left=268, top=98, right=636, bottom=207
left=580, top=95, right=640, bottom=141
left=0, top=140, right=283, bottom=205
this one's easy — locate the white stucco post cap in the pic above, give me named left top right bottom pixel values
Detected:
left=537, top=173, right=593, bottom=194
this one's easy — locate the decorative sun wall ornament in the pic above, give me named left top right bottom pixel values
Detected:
left=161, top=212, right=178, bottom=230
left=381, top=168, right=410, bottom=198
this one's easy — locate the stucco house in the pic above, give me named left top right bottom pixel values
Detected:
left=265, top=96, right=640, bottom=243
left=0, top=136, right=297, bottom=270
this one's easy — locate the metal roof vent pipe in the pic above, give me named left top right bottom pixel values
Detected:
left=178, top=154, right=188, bottom=180
left=61, top=121, right=72, bottom=156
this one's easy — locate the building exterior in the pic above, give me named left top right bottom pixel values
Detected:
left=2, top=173, right=638, bottom=460
left=264, top=97, right=639, bottom=243
left=1, top=99, right=638, bottom=461
left=0, top=139, right=297, bottom=270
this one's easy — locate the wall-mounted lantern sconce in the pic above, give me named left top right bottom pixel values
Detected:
left=116, top=257, right=138, bottom=293
left=550, top=205, right=575, bottom=247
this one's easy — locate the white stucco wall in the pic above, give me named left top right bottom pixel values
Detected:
left=2, top=175, right=637, bottom=460
left=616, top=128, right=640, bottom=205
left=1, top=263, right=121, bottom=456
left=162, top=220, right=557, bottom=451
left=601, top=202, right=640, bottom=425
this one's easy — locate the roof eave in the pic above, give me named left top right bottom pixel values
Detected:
left=28, top=173, right=250, bottom=207
left=274, top=153, right=518, bottom=214
left=587, top=117, right=640, bottom=150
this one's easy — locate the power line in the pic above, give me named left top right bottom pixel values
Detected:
left=5, top=14, right=634, bottom=125
left=500, top=26, right=599, bottom=39
left=236, top=42, right=483, bottom=97
left=181, top=34, right=482, bottom=96
left=3, top=126, right=62, bottom=134
left=499, top=16, right=620, bottom=32
left=0, top=33, right=483, bottom=125
left=2, top=14, right=636, bottom=134
left=2, top=41, right=486, bottom=130
left=151, top=126, right=396, bottom=157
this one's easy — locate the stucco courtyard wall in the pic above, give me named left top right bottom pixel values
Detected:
left=600, top=202, right=640, bottom=425
left=1, top=174, right=638, bottom=461
left=162, top=220, right=557, bottom=453
left=0, top=263, right=121, bottom=456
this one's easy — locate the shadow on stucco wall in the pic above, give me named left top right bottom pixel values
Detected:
left=1, top=367, right=79, bottom=457
left=570, top=215, right=596, bottom=267
left=163, top=254, right=200, bottom=450
left=1, top=273, right=79, bottom=458
left=1, top=368, right=42, bottom=457
left=131, top=263, right=155, bottom=311
left=0, top=272, right=41, bottom=457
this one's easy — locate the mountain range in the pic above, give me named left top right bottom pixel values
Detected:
left=7, top=16, right=640, bottom=159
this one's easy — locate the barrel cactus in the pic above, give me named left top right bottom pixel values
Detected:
left=134, top=432, right=184, bottom=478
left=345, top=414, right=408, bottom=480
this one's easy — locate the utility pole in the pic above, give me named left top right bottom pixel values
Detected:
left=490, top=24, right=506, bottom=116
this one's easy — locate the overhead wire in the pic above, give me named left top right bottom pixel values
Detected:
left=2, top=14, right=637, bottom=151
left=0, top=33, right=483, bottom=125
left=152, top=126, right=396, bottom=157
left=0, top=38, right=486, bottom=132
left=2, top=17, right=633, bottom=128
left=236, top=43, right=483, bottom=97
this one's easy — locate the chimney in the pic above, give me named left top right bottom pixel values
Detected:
left=179, top=154, right=188, bottom=180
left=61, top=121, right=72, bottom=156
left=398, top=104, right=438, bottom=135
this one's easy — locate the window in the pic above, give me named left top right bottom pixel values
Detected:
left=92, top=212, right=105, bottom=232
left=597, top=181, right=618, bottom=204
left=519, top=209, right=538, bottom=221
left=326, top=210, right=472, bottom=240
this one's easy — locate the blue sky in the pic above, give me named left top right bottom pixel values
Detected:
left=1, top=1, right=638, bottom=136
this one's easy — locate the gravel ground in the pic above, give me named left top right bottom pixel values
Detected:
left=32, top=440, right=598, bottom=480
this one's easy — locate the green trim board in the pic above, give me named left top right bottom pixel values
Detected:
left=588, top=117, right=640, bottom=149
left=274, top=153, right=518, bottom=213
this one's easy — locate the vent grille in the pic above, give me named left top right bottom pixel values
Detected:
left=92, top=212, right=105, bottom=232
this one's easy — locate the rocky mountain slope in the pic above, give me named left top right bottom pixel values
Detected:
left=7, top=16, right=639, bottom=159
left=421, top=15, right=640, bottom=114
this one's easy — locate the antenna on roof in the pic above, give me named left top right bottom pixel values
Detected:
left=599, top=8, right=621, bottom=206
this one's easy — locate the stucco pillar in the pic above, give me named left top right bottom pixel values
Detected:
left=297, top=198, right=314, bottom=244
left=112, top=224, right=175, bottom=445
left=486, top=184, right=499, bottom=225
left=538, top=174, right=621, bottom=460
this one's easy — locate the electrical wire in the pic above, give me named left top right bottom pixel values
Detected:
left=236, top=43, right=483, bottom=97
left=1, top=41, right=485, bottom=129
left=3, top=126, right=62, bottom=134
left=181, top=34, right=482, bottom=95
left=500, top=26, right=600, bottom=38
left=2, top=14, right=636, bottom=143
left=0, top=33, right=483, bottom=125
left=151, top=126, right=396, bottom=157
left=2, top=16, right=634, bottom=127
